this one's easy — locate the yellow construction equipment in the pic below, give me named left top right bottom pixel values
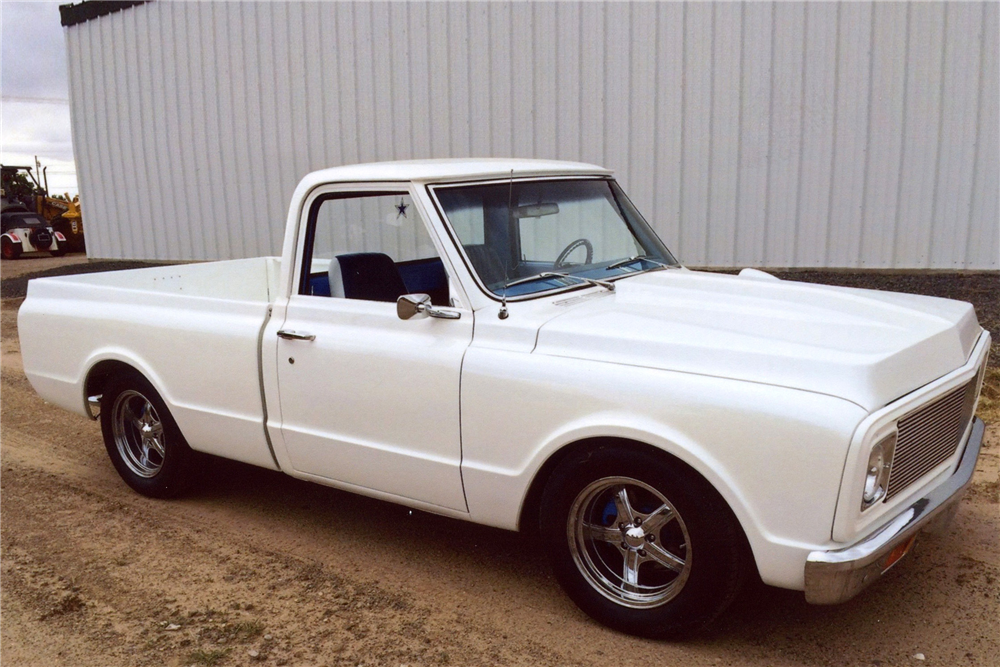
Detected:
left=41, top=192, right=85, bottom=253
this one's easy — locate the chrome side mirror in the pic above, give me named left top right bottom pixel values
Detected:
left=397, top=293, right=461, bottom=321
left=397, top=293, right=431, bottom=320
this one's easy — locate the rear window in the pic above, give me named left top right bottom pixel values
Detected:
left=7, top=213, right=46, bottom=226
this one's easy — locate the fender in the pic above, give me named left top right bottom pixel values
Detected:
left=493, top=410, right=863, bottom=590
left=466, top=414, right=774, bottom=570
left=79, top=344, right=278, bottom=471
left=1, top=231, right=29, bottom=252
left=459, top=348, right=868, bottom=590
left=514, top=415, right=765, bottom=542
left=81, top=348, right=177, bottom=417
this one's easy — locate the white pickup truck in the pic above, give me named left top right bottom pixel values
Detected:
left=19, top=159, right=989, bottom=637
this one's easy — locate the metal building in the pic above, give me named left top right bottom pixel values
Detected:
left=63, top=1, right=998, bottom=269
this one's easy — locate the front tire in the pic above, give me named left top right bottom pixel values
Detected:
left=100, top=371, right=194, bottom=498
left=540, top=446, right=748, bottom=638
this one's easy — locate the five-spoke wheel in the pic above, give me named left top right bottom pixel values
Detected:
left=541, top=446, right=748, bottom=638
left=100, top=371, right=194, bottom=498
left=111, top=389, right=167, bottom=478
left=570, top=477, right=692, bottom=608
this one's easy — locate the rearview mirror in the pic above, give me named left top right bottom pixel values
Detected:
left=513, top=203, right=559, bottom=219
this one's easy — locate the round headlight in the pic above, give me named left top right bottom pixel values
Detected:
left=861, top=432, right=897, bottom=510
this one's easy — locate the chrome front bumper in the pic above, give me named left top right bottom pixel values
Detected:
left=804, top=417, right=984, bottom=605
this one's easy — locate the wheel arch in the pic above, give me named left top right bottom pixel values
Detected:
left=516, top=436, right=757, bottom=578
left=83, top=357, right=166, bottom=420
left=1, top=231, right=23, bottom=248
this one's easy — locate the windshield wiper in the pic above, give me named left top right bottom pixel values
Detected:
left=504, top=272, right=616, bottom=292
left=605, top=255, right=678, bottom=272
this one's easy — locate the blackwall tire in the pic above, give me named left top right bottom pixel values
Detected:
left=540, top=446, right=749, bottom=638
left=100, top=371, right=195, bottom=498
left=2, top=237, right=22, bottom=260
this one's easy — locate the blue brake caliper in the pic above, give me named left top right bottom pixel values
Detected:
left=601, top=498, right=618, bottom=527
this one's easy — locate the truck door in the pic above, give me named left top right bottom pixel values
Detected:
left=270, top=187, right=472, bottom=512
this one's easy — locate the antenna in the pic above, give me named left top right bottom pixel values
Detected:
left=498, top=169, right=514, bottom=320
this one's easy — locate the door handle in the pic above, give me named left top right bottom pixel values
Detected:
left=277, top=329, right=316, bottom=341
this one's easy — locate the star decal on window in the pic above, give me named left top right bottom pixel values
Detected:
left=396, top=199, right=408, bottom=218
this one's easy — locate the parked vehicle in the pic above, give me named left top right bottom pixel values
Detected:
left=1, top=210, right=68, bottom=259
left=46, top=194, right=85, bottom=253
left=17, top=159, right=989, bottom=637
left=1, top=164, right=85, bottom=253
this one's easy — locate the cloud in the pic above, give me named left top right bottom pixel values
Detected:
left=1, top=2, right=68, bottom=99
left=1, top=1, right=76, bottom=194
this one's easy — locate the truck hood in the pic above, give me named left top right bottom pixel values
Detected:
left=534, top=270, right=982, bottom=411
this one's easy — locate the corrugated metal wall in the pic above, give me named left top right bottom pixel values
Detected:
left=66, top=1, right=998, bottom=268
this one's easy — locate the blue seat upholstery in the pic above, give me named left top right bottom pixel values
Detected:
left=397, top=258, right=449, bottom=305
left=310, top=273, right=331, bottom=297
left=334, top=252, right=409, bottom=303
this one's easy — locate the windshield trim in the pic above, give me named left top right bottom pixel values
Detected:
left=426, top=176, right=678, bottom=304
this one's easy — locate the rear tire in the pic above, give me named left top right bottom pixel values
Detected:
left=100, top=371, right=195, bottom=498
left=1, top=237, right=21, bottom=260
left=540, top=446, right=748, bottom=638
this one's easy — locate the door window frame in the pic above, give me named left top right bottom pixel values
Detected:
left=297, top=189, right=407, bottom=297
left=293, top=182, right=465, bottom=305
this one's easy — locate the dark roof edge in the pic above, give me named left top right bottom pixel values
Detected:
left=60, top=1, right=149, bottom=28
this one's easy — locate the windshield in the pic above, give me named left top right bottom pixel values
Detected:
left=433, top=178, right=679, bottom=297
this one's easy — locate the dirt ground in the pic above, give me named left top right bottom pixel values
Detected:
left=2, top=256, right=998, bottom=667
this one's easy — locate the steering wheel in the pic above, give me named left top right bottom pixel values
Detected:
left=554, top=238, right=594, bottom=269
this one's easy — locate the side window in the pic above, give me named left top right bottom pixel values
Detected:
left=300, top=192, right=450, bottom=306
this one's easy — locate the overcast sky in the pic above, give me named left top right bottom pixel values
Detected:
left=1, top=1, right=77, bottom=195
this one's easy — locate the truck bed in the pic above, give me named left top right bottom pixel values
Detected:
left=18, top=257, right=281, bottom=470
left=42, top=257, right=282, bottom=302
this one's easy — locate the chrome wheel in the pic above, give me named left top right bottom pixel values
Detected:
left=111, top=390, right=166, bottom=478
left=567, top=476, right=693, bottom=609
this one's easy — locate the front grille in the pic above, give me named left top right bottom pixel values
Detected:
left=886, top=365, right=984, bottom=500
